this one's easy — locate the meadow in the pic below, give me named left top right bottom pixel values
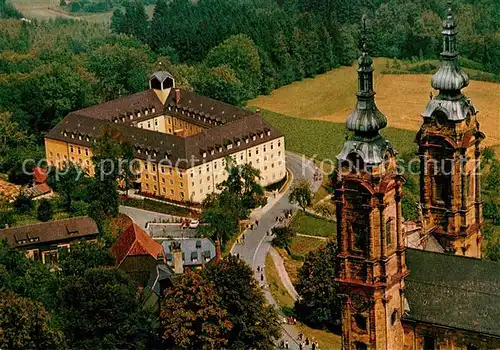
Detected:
left=10, top=0, right=155, bottom=22
left=251, top=58, right=500, bottom=147
left=259, top=108, right=418, bottom=162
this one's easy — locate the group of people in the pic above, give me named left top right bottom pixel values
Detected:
left=236, top=233, right=246, bottom=245
left=275, top=209, right=293, bottom=224
left=247, top=220, right=259, bottom=230
left=277, top=338, right=319, bottom=350
left=313, top=169, right=322, bottom=183
left=297, top=334, right=319, bottom=350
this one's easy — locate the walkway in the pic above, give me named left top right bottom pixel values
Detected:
left=269, top=247, right=299, bottom=300
left=232, top=151, right=322, bottom=349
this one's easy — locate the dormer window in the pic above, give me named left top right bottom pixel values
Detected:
left=227, top=144, right=233, bottom=150
left=260, top=133, right=263, bottom=138
left=138, top=149, right=141, bottom=154
left=202, top=152, right=207, bottom=158
left=210, top=150, right=214, bottom=155
left=246, top=138, right=249, bottom=143
left=219, top=147, right=222, bottom=152
left=64, top=132, right=67, bottom=137
left=114, top=119, right=118, bottom=123
left=145, top=110, right=149, bottom=116
left=237, top=141, right=241, bottom=146
left=153, top=152, right=157, bottom=157
left=71, top=134, right=75, bottom=139
left=152, top=108, right=156, bottom=113
left=79, top=135, right=82, bottom=140
left=130, top=115, right=133, bottom=120
left=86, top=137, right=89, bottom=142
left=266, top=130, right=271, bottom=136
left=137, top=112, right=141, bottom=118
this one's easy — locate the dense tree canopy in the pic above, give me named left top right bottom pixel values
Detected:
left=295, top=240, right=341, bottom=331
left=160, top=270, right=232, bottom=349
left=0, top=290, right=63, bottom=350
left=57, top=267, right=152, bottom=350
left=203, top=255, right=281, bottom=349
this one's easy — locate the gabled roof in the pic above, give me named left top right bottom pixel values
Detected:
left=33, top=167, right=48, bottom=184
left=74, top=90, right=164, bottom=121
left=0, top=216, right=98, bottom=248
left=404, top=248, right=500, bottom=337
left=111, top=223, right=164, bottom=266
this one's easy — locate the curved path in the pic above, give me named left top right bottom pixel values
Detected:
left=232, top=151, right=322, bottom=348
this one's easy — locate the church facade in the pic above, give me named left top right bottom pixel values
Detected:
left=335, top=2, right=499, bottom=349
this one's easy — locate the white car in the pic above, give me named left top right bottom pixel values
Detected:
left=189, top=220, right=200, bottom=229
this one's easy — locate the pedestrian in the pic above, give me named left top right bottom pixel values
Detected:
left=256, top=220, right=259, bottom=226
left=260, top=273, right=264, bottom=281
left=276, top=216, right=279, bottom=222
left=312, top=342, right=316, bottom=350
left=257, top=265, right=260, bottom=272
left=305, top=337, right=309, bottom=345
left=299, top=342, right=303, bottom=350
left=285, top=340, right=289, bottom=349
left=237, top=253, right=240, bottom=259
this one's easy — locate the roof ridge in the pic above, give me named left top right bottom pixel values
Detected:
left=405, top=278, right=500, bottom=298
left=0, top=216, right=90, bottom=231
left=407, top=247, right=500, bottom=266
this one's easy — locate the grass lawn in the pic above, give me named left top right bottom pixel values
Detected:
left=12, top=210, right=71, bottom=227
left=265, top=254, right=342, bottom=349
left=250, top=57, right=500, bottom=147
left=259, top=108, right=418, bottom=161
left=291, top=211, right=336, bottom=238
left=266, top=254, right=295, bottom=309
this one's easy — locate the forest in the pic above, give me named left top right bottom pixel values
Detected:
left=0, top=0, right=499, bottom=189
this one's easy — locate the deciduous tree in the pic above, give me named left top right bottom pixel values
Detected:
left=203, top=255, right=281, bottom=348
left=36, top=198, right=53, bottom=222
left=57, top=267, right=152, bottom=349
left=295, top=240, right=340, bottom=331
left=289, top=179, right=312, bottom=210
left=0, top=290, right=63, bottom=350
left=160, top=270, right=231, bottom=349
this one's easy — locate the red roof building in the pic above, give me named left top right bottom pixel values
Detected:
left=33, top=167, right=48, bottom=184
left=111, top=223, right=166, bottom=286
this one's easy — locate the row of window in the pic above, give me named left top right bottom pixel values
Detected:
left=145, top=183, right=185, bottom=198
left=113, top=108, right=156, bottom=124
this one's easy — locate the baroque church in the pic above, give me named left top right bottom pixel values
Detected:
left=334, top=2, right=500, bottom=349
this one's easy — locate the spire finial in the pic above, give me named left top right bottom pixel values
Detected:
left=361, top=15, right=368, bottom=53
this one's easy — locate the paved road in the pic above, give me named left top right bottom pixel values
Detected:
left=233, top=151, right=322, bottom=349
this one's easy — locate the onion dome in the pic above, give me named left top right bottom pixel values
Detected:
left=345, top=17, right=387, bottom=135
left=338, top=17, right=395, bottom=168
left=431, top=0, right=469, bottom=93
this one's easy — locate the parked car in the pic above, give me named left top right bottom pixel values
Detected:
left=189, top=220, right=199, bottom=229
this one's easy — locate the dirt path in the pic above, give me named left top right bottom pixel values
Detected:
left=269, top=247, right=299, bottom=301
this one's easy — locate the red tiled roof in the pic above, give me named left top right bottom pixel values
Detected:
left=111, top=223, right=164, bottom=266
left=33, top=167, right=48, bottom=184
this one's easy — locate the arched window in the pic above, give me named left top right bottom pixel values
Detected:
left=385, top=219, right=392, bottom=247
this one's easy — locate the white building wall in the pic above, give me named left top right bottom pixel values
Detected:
left=188, top=136, right=286, bottom=203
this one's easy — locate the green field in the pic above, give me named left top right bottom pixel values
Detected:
left=259, top=108, right=418, bottom=161
left=10, top=0, right=155, bottom=22
left=290, top=211, right=335, bottom=238
left=251, top=58, right=500, bottom=148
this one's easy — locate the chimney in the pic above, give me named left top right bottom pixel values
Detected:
left=215, top=238, right=222, bottom=262
left=175, top=88, right=181, bottom=105
left=172, top=241, right=183, bottom=274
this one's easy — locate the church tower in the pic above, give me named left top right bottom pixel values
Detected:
left=416, top=0, right=485, bottom=258
left=335, top=19, right=407, bottom=350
